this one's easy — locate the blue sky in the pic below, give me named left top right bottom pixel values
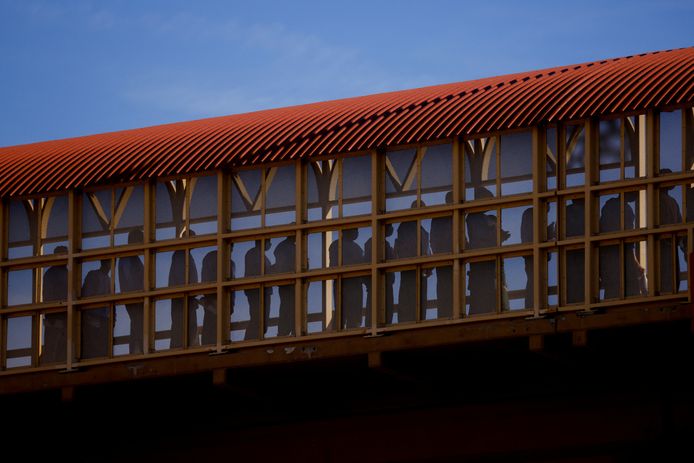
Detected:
left=0, top=0, right=692, bottom=147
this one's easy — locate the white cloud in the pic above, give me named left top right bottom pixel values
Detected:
left=17, top=3, right=435, bottom=117
left=124, top=83, right=278, bottom=117
left=120, top=12, right=434, bottom=117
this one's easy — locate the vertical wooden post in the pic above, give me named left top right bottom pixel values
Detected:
left=584, top=121, right=595, bottom=308
left=452, top=138, right=462, bottom=319
left=212, top=368, right=227, bottom=386
left=143, top=180, right=154, bottom=354
left=216, top=170, right=227, bottom=352
left=294, top=160, right=303, bottom=338
left=0, top=199, right=6, bottom=262
left=572, top=329, right=587, bottom=347
left=0, top=311, right=5, bottom=370
left=529, top=334, right=544, bottom=352
left=66, top=190, right=77, bottom=368
left=495, top=136, right=501, bottom=197
left=61, top=385, right=75, bottom=402
left=371, top=149, right=381, bottom=334
left=0, top=200, right=4, bottom=368
left=368, top=351, right=382, bottom=369
left=646, top=110, right=657, bottom=297
left=532, top=127, right=543, bottom=317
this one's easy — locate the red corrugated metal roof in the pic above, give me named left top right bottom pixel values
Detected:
left=1, top=47, right=692, bottom=198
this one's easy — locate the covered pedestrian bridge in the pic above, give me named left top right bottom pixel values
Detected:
left=1, top=47, right=693, bottom=462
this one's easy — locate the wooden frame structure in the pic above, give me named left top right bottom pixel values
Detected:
left=0, top=106, right=693, bottom=393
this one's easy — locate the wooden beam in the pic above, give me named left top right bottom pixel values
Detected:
left=212, top=368, right=227, bottom=386
left=690, top=251, right=694, bottom=334
left=452, top=138, right=462, bottom=319
left=0, top=199, right=6, bottom=262
left=368, top=351, right=382, bottom=369
left=294, top=160, right=303, bottom=337
left=39, top=196, right=57, bottom=245
left=572, top=330, right=587, bottom=347
left=646, top=111, right=657, bottom=297
left=584, top=121, right=594, bottom=307
left=85, top=191, right=111, bottom=231
left=532, top=127, right=542, bottom=317
left=66, top=190, right=77, bottom=369
left=216, top=170, right=227, bottom=352
left=232, top=172, right=260, bottom=211
left=529, top=334, right=544, bottom=352
left=61, top=385, right=75, bottom=402
left=143, top=180, right=154, bottom=354
left=112, top=186, right=135, bottom=229
left=2, top=300, right=689, bottom=396
left=371, top=149, right=381, bottom=333
left=481, top=137, right=495, bottom=184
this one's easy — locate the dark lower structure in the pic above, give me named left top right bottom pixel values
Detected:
left=3, top=302, right=694, bottom=462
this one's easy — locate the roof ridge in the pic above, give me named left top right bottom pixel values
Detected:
left=252, top=49, right=676, bottom=158
left=1, top=46, right=692, bottom=197
left=1, top=48, right=685, bottom=153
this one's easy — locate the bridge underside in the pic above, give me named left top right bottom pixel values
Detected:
left=3, top=306, right=694, bottom=462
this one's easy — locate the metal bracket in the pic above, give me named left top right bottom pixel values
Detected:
left=58, top=367, right=79, bottom=374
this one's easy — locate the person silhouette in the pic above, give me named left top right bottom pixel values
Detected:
left=598, top=197, right=622, bottom=299
left=566, top=198, right=585, bottom=237
left=272, top=236, right=296, bottom=336
left=229, top=243, right=236, bottom=330
left=659, top=173, right=682, bottom=226
left=466, top=188, right=504, bottom=248
left=518, top=206, right=556, bottom=309
left=200, top=249, right=218, bottom=346
left=623, top=192, right=647, bottom=296
left=599, top=195, right=646, bottom=299
left=41, top=245, right=68, bottom=364
left=466, top=188, right=508, bottom=314
left=392, top=201, right=430, bottom=323
left=520, top=207, right=534, bottom=309
left=687, top=184, right=694, bottom=223
left=169, top=236, right=198, bottom=348
left=565, top=198, right=585, bottom=304
left=364, top=223, right=394, bottom=328
left=118, top=230, right=144, bottom=354
left=658, top=180, right=684, bottom=293
left=244, top=240, right=272, bottom=340
left=330, top=229, right=365, bottom=329
left=430, top=192, right=453, bottom=318
left=81, top=259, right=111, bottom=358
